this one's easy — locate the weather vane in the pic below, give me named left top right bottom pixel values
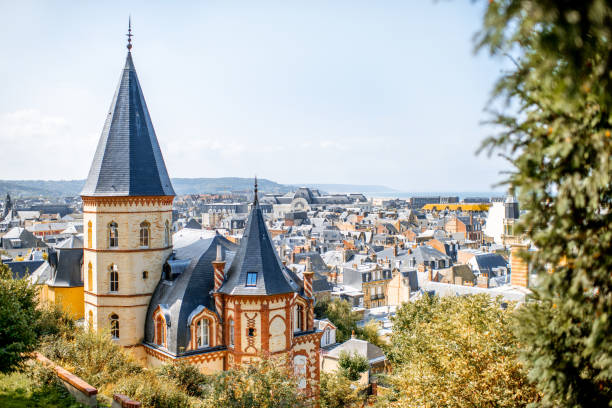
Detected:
left=126, top=17, right=133, bottom=50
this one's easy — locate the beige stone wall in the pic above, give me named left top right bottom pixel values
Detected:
left=386, top=271, right=409, bottom=307
left=83, top=198, right=173, bottom=347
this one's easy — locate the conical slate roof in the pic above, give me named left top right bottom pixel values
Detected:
left=81, top=52, right=175, bottom=197
left=219, top=203, right=299, bottom=296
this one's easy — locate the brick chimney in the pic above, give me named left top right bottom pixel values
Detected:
left=477, top=272, right=489, bottom=288
left=510, top=243, right=529, bottom=287
left=303, top=257, right=315, bottom=330
left=212, top=245, right=226, bottom=322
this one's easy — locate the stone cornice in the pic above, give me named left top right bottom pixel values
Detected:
left=81, top=196, right=174, bottom=207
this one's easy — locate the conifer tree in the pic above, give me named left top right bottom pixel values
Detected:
left=476, top=1, right=612, bottom=405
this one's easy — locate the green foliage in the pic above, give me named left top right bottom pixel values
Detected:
left=359, top=319, right=385, bottom=349
left=0, top=369, right=84, bottom=408
left=39, top=328, right=142, bottom=390
left=319, top=371, right=363, bottom=408
left=36, top=303, right=76, bottom=339
left=198, top=358, right=307, bottom=408
left=158, top=362, right=209, bottom=397
left=0, top=264, right=40, bottom=373
left=314, top=298, right=360, bottom=342
left=114, top=371, right=191, bottom=408
left=476, top=1, right=612, bottom=406
left=338, top=351, right=369, bottom=382
left=382, top=294, right=538, bottom=407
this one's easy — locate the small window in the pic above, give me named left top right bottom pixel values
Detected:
left=155, top=314, right=165, bottom=346
left=164, top=221, right=170, bottom=247
left=87, top=221, right=92, bottom=249
left=248, top=328, right=255, bottom=337
left=110, top=313, right=119, bottom=339
left=229, top=319, right=234, bottom=347
left=109, top=222, right=119, bottom=248
left=139, top=221, right=150, bottom=248
left=196, top=319, right=209, bottom=348
left=142, top=271, right=148, bottom=279
left=109, top=264, right=118, bottom=292
left=246, top=272, right=257, bottom=286
left=87, top=262, right=93, bottom=291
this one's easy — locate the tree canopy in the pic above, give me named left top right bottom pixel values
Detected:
left=0, top=264, right=40, bottom=373
left=380, top=294, right=539, bottom=407
left=477, top=1, right=612, bottom=405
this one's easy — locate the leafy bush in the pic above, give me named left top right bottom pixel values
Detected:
left=158, top=362, right=209, bottom=397
left=39, top=328, right=141, bottom=389
left=114, top=371, right=191, bottom=408
left=319, top=371, right=363, bottom=408
left=199, top=358, right=307, bottom=408
left=0, top=264, right=40, bottom=373
left=382, top=293, right=539, bottom=407
left=338, top=351, right=369, bottom=382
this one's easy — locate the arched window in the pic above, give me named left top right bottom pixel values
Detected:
left=87, top=262, right=93, bottom=291
left=139, top=221, right=150, bottom=248
left=229, top=319, right=234, bottom=347
left=110, top=314, right=119, bottom=339
left=164, top=221, right=170, bottom=247
left=87, top=221, right=92, bottom=249
left=155, top=314, right=166, bottom=346
left=295, top=305, right=303, bottom=332
left=324, top=327, right=331, bottom=345
left=108, top=222, right=118, bottom=248
left=196, top=319, right=209, bottom=348
left=109, top=264, right=118, bottom=292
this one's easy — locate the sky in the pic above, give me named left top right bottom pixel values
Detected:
left=0, top=0, right=510, bottom=192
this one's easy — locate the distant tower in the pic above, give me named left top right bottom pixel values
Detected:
left=81, top=23, right=175, bottom=355
left=3, top=193, right=12, bottom=217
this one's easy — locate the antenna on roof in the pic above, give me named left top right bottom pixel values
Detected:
left=253, top=175, right=259, bottom=205
left=126, top=16, right=133, bottom=51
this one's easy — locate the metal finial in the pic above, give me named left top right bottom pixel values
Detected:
left=253, top=176, right=258, bottom=205
left=126, top=17, right=133, bottom=50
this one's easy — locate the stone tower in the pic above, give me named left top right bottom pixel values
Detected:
left=81, top=35, right=175, bottom=354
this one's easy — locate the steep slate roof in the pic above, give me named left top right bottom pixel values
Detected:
left=219, top=204, right=299, bottom=296
left=144, top=235, right=238, bottom=354
left=81, top=51, right=175, bottom=197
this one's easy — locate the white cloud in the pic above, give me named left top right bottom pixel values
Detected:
left=0, top=109, right=94, bottom=179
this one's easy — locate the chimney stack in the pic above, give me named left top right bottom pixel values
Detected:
left=303, top=257, right=315, bottom=330
left=212, top=245, right=226, bottom=317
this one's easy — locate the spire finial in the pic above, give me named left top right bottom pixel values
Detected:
left=126, top=16, right=133, bottom=51
left=253, top=176, right=259, bottom=205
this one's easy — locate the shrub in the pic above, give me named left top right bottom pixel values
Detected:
left=0, top=263, right=40, bottom=373
left=114, top=371, right=191, bottom=408
left=338, top=351, right=369, bottom=382
left=158, top=362, right=210, bottom=397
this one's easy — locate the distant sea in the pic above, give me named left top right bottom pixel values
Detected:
left=364, top=191, right=505, bottom=200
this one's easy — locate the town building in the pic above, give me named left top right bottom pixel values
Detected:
left=77, top=33, right=322, bottom=393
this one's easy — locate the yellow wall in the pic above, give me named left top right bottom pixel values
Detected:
left=40, top=285, right=85, bottom=319
left=422, top=203, right=490, bottom=212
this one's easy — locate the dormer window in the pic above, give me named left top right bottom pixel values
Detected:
left=196, top=319, right=209, bottom=348
left=246, top=272, right=257, bottom=286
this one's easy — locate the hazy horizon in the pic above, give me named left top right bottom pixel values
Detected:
left=0, top=1, right=510, bottom=191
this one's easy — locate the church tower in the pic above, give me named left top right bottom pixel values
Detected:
left=81, top=23, right=175, bottom=354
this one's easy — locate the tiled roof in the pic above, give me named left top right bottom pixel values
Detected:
left=81, top=52, right=175, bottom=197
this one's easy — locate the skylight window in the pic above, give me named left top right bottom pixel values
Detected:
left=246, top=272, right=257, bottom=286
